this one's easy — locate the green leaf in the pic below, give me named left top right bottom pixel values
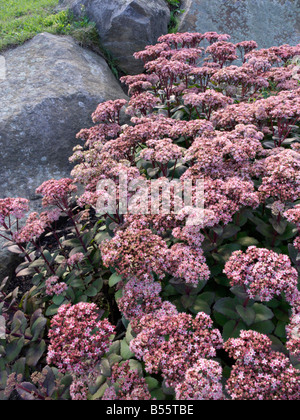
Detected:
left=213, top=312, right=229, bottom=327
left=251, top=321, right=275, bottom=335
left=109, top=273, right=123, bottom=288
left=236, top=305, right=256, bottom=326
left=29, top=259, right=46, bottom=268
left=237, top=236, right=259, bottom=247
left=274, top=321, right=287, bottom=339
left=16, top=268, right=35, bottom=277
left=107, top=341, right=120, bottom=357
left=120, top=340, right=134, bottom=360
left=32, top=273, right=44, bottom=286
left=16, top=383, right=38, bottom=400
left=223, top=320, right=246, bottom=341
left=26, top=340, right=46, bottom=367
left=181, top=295, right=195, bottom=309
left=217, top=243, right=242, bottom=263
left=52, top=295, right=65, bottom=306
left=42, top=250, right=53, bottom=263
left=45, top=304, right=59, bottom=317
left=270, top=218, right=287, bottom=235
left=94, top=232, right=111, bottom=244
left=93, top=278, right=104, bottom=292
left=125, top=324, right=134, bottom=345
left=198, top=292, right=215, bottom=306
left=86, top=286, right=98, bottom=297
left=31, top=317, right=47, bottom=342
left=11, top=311, right=27, bottom=335
left=230, top=286, right=248, bottom=300
left=190, top=296, right=211, bottom=315
left=151, top=388, right=166, bottom=400
left=6, top=338, right=25, bottom=363
left=91, top=383, right=108, bottom=400
left=253, top=303, right=274, bottom=323
left=222, top=225, right=241, bottom=239
left=11, top=357, right=26, bottom=376
left=101, top=359, right=111, bottom=377
left=214, top=298, right=239, bottom=320
left=128, top=359, right=143, bottom=376
left=61, top=239, right=81, bottom=247
left=115, top=289, right=123, bottom=301
left=147, top=167, right=160, bottom=178
left=68, top=278, right=85, bottom=288
left=273, top=306, right=290, bottom=323
left=145, top=377, right=159, bottom=391
left=108, top=354, right=122, bottom=366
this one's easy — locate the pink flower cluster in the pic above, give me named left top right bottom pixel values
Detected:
left=168, top=243, right=210, bottom=285
left=69, top=379, right=89, bottom=401
left=183, top=124, right=265, bottom=179
left=213, top=89, right=300, bottom=143
left=12, top=209, right=62, bottom=244
left=102, top=362, right=152, bottom=400
left=224, top=330, right=300, bottom=400
left=183, top=89, right=233, bottom=119
left=13, top=212, right=47, bottom=243
left=175, top=359, right=225, bottom=400
left=224, top=246, right=299, bottom=304
left=45, top=276, right=68, bottom=297
left=126, top=92, right=161, bottom=117
left=0, top=197, right=29, bottom=226
left=130, top=302, right=223, bottom=388
left=47, top=303, right=114, bottom=377
left=36, top=178, right=77, bottom=207
left=139, top=138, right=183, bottom=165
left=118, top=277, right=162, bottom=332
left=206, top=41, right=238, bottom=67
left=101, top=227, right=169, bottom=280
left=258, top=149, right=300, bottom=202
left=92, top=99, right=127, bottom=124
left=67, top=252, right=85, bottom=266
left=284, top=204, right=300, bottom=228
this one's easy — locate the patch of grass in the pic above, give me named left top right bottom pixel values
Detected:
left=0, top=0, right=96, bottom=51
left=165, top=0, right=184, bottom=33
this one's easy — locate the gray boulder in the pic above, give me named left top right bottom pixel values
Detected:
left=0, top=32, right=127, bottom=280
left=58, top=0, right=170, bottom=74
left=179, top=0, right=300, bottom=48
left=0, top=32, right=127, bottom=200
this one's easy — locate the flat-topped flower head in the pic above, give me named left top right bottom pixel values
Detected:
left=92, top=99, right=127, bottom=124
left=224, top=246, right=299, bottom=304
left=13, top=212, right=46, bottom=243
left=225, top=330, right=300, bottom=400
left=175, top=359, right=225, bottom=400
left=36, top=178, right=77, bottom=207
left=103, top=361, right=152, bottom=400
left=0, top=197, right=29, bottom=226
left=101, top=227, right=169, bottom=280
left=130, top=302, right=223, bottom=388
left=47, top=303, right=114, bottom=377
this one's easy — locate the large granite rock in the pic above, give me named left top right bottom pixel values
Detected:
left=0, top=32, right=127, bottom=200
left=179, top=0, right=300, bottom=48
left=58, top=0, right=170, bottom=74
left=0, top=33, right=127, bottom=280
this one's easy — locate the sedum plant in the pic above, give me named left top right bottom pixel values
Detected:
left=0, top=31, right=300, bottom=400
